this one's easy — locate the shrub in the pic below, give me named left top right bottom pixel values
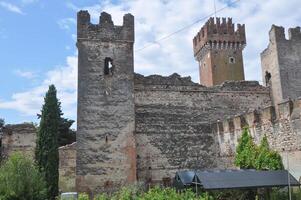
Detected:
left=0, top=152, right=47, bottom=200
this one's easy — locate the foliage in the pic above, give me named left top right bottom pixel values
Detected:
left=0, top=118, right=4, bottom=129
left=255, top=135, right=284, bottom=170
left=58, top=117, right=76, bottom=147
left=234, top=128, right=257, bottom=169
left=78, top=193, right=89, bottom=200
left=235, top=129, right=283, bottom=170
left=0, top=152, right=47, bottom=200
left=38, top=112, right=76, bottom=147
left=77, top=187, right=214, bottom=200
left=35, top=84, right=60, bottom=200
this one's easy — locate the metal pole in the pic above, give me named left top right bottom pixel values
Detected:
left=287, top=151, right=291, bottom=200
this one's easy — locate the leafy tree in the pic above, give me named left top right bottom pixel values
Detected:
left=38, top=110, right=76, bottom=147
left=234, top=128, right=257, bottom=169
left=35, top=85, right=60, bottom=200
left=58, top=117, right=76, bottom=146
left=0, top=152, right=47, bottom=200
left=0, top=118, right=4, bottom=129
left=255, top=135, right=284, bottom=170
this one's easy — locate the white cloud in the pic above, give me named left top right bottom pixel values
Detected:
left=72, top=0, right=301, bottom=82
left=0, top=1, right=24, bottom=14
left=58, top=18, right=76, bottom=30
left=2, top=0, right=301, bottom=125
left=14, top=70, right=36, bottom=79
left=0, top=56, right=77, bottom=119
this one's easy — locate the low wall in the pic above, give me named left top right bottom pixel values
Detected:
left=213, top=98, right=301, bottom=179
left=59, top=142, right=76, bottom=192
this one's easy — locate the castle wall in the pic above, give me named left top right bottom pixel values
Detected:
left=134, top=73, right=271, bottom=184
left=261, top=25, right=301, bottom=106
left=76, top=11, right=136, bottom=195
left=0, top=123, right=36, bottom=160
left=214, top=98, right=301, bottom=179
left=59, top=142, right=76, bottom=193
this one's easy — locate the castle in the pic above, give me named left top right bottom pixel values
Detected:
left=0, top=10, right=301, bottom=195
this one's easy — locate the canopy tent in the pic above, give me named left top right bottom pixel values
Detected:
left=174, top=171, right=195, bottom=190
left=174, top=169, right=300, bottom=190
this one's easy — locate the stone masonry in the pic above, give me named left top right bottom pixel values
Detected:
left=0, top=123, right=36, bottom=160
left=76, top=11, right=272, bottom=194
left=261, top=25, right=301, bottom=106
left=213, top=98, right=301, bottom=179
left=1, top=10, right=301, bottom=194
left=193, top=17, right=246, bottom=86
left=76, top=11, right=136, bottom=195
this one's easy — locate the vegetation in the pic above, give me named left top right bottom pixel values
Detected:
left=0, top=118, right=4, bottom=129
left=77, top=187, right=214, bottom=200
left=35, top=85, right=60, bottom=200
left=0, top=152, right=47, bottom=200
left=58, top=117, right=76, bottom=147
left=74, top=186, right=301, bottom=200
left=37, top=109, right=76, bottom=147
left=235, top=128, right=283, bottom=170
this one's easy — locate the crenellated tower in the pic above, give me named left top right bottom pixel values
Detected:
left=193, top=17, right=246, bottom=86
left=261, top=25, right=301, bottom=107
left=76, top=11, right=136, bottom=195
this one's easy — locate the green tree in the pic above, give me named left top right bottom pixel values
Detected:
left=0, top=152, right=47, bottom=200
left=58, top=117, right=76, bottom=147
left=234, top=128, right=257, bottom=169
left=255, top=135, right=283, bottom=170
left=35, top=85, right=60, bottom=200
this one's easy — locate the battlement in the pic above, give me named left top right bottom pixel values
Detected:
left=213, top=97, right=301, bottom=156
left=214, top=98, right=301, bottom=133
left=269, top=25, right=301, bottom=41
left=193, top=17, right=246, bottom=57
left=77, top=11, right=134, bottom=42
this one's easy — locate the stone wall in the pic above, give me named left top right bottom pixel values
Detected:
left=261, top=25, right=301, bottom=106
left=134, top=73, right=271, bottom=184
left=213, top=98, right=301, bottom=179
left=59, top=142, right=76, bottom=192
left=0, top=123, right=36, bottom=160
left=76, top=11, right=136, bottom=195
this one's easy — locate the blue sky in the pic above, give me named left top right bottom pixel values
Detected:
left=0, top=0, right=301, bottom=127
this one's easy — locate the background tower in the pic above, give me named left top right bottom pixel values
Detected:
left=76, top=11, right=136, bottom=194
left=193, top=17, right=246, bottom=86
left=261, top=25, right=301, bottom=106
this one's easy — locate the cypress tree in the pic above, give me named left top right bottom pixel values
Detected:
left=35, top=85, right=60, bottom=200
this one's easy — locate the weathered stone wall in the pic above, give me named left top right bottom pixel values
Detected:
left=134, top=73, right=271, bottom=184
left=76, top=11, right=136, bottom=195
left=193, top=17, right=246, bottom=86
left=59, top=142, right=76, bottom=192
left=214, top=98, right=301, bottom=179
left=0, top=123, right=36, bottom=160
left=261, top=25, right=301, bottom=106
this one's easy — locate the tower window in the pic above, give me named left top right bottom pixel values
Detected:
left=104, top=57, right=113, bottom=75
left=229, top=57, right=235, bottom=64
left=265, top=71, right=272, bottom=86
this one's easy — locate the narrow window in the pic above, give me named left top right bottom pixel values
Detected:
left=105, top=135, right=108, bottom=143
left=104, top=57, right=113, bottom=75
left=265, top=71, right=272, bottom=86
left=229, top=57, right=235, bottom=64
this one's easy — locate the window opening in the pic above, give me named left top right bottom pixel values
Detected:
left=265, top=71, right=272, bottom=86
left=229, top=57, right=235, bottom=64
left=104, top=57, right=113, bottom=75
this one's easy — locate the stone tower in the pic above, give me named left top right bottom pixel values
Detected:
left=261, top=25, right=301, bottom=106
left=76, top=11, right=136, bottom=194
left=193, top=17, right=246, bottom=86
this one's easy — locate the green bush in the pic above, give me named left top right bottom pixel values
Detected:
left=78, top=193, right=89, bottom=200
left=0, top=152, right=47, bottom=200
